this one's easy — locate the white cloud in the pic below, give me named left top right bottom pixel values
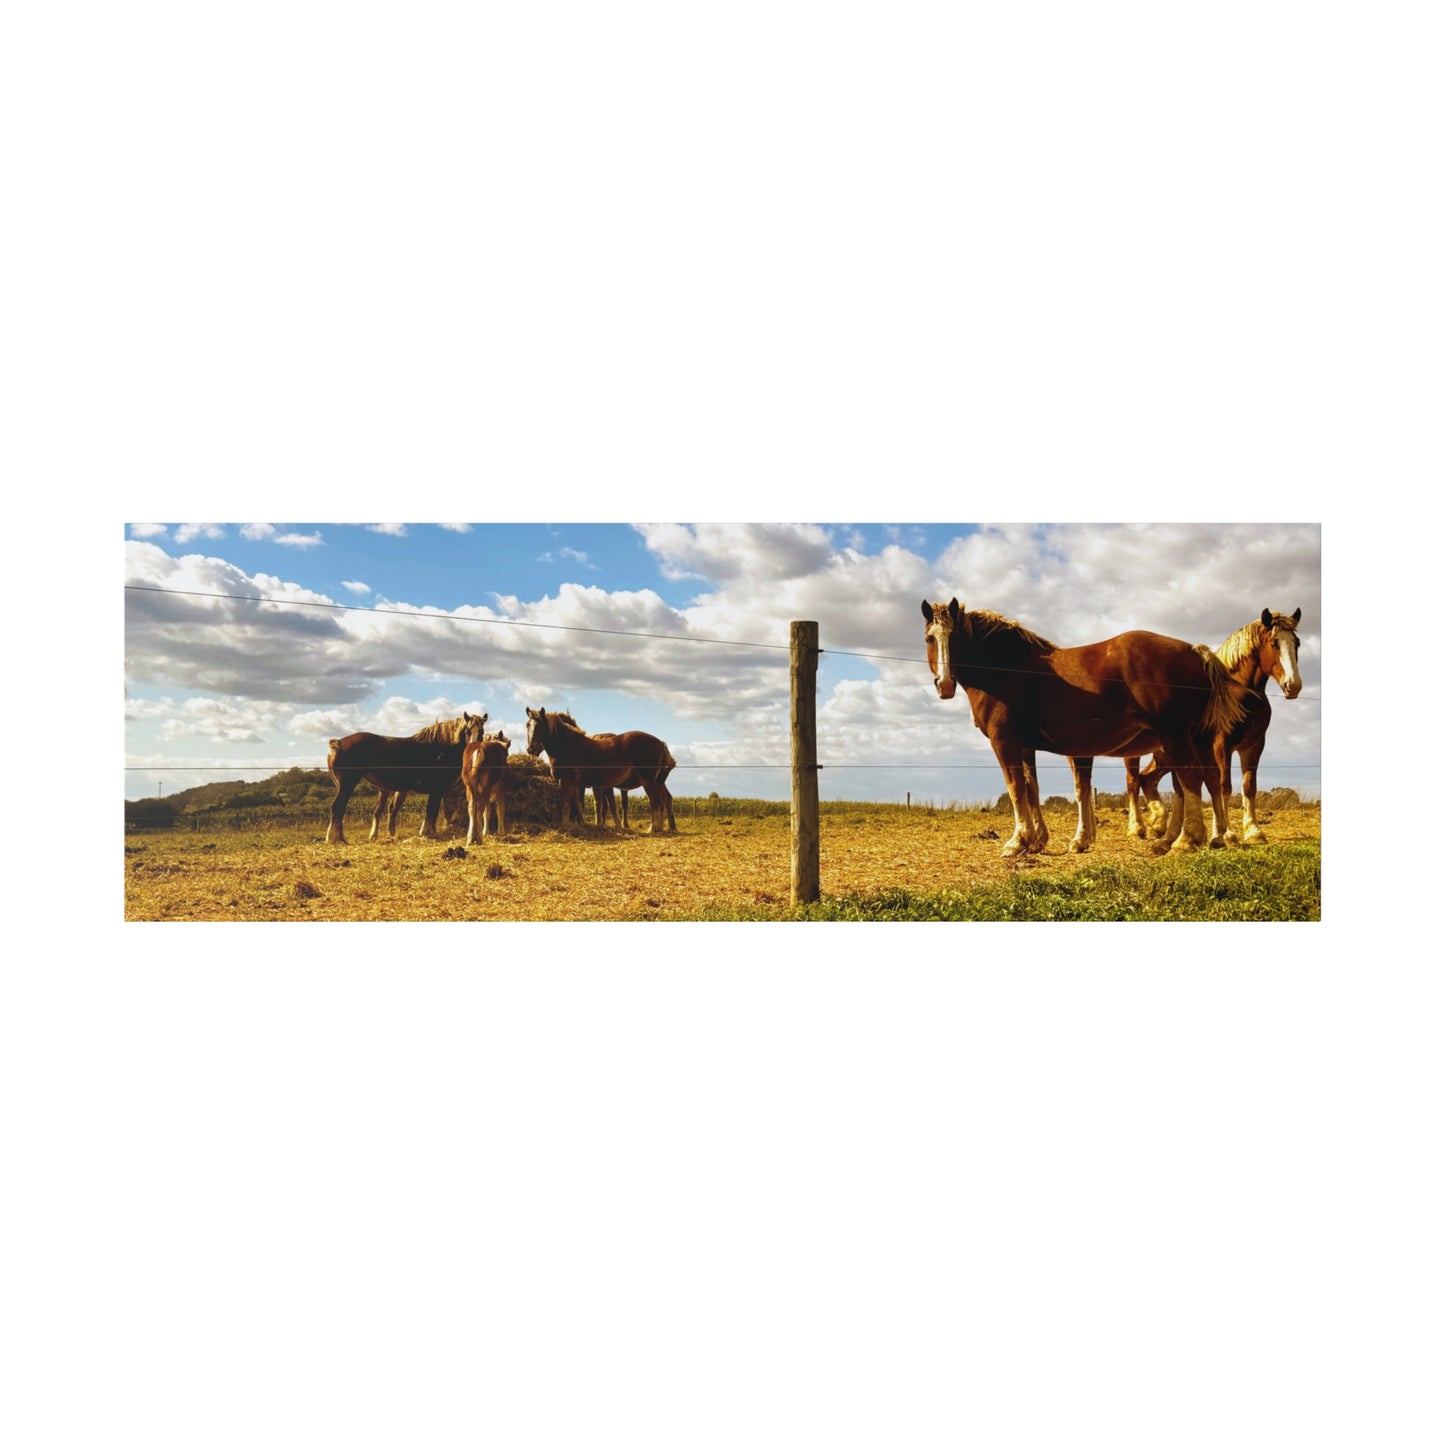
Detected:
left=342, top=579, right=371, bottom=594
left=129, top=524, right=168, bottom=538
left=561, top=547, right=599, bottom=570
left=438, top=524, right=473, bottom=533
left=158, top=697, right=289, bottom=744
left=240, top=523, right=277, bottom=540
left=634, top=523, right=835, bottom=585
left=367, top=524, right=408, bottom=536
left=173, top=523, right=225, bottom=543
left=275, top=531, right=323, bottom=548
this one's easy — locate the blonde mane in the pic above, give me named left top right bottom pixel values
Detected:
left=1215, top=614, right=1293, bottom=672
left=412, top=715, right=475, bottom=745
left=1194, top=645, right=1251, bottom=735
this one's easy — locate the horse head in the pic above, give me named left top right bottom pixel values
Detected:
left=462, top=710, right=490, bottom=744
left=525, top=707, right=549, bottom=756
left=922, top=597, right=962, bottom=699
left=1260, top=608, right=1303, bottom=699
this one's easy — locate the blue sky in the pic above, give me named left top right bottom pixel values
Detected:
left=125, top=521, right=1322, bottom=807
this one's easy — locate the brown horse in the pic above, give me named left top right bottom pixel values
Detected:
left=1122, top=607, right=1303, bottom=846
left=541, top=716, right=678, bottom=833
left=461, top=732, right=512, bottom=845
left=922, top=598, right=1246, bottom=857
left=525, top=707, right=676, bottom=834
left=325, top=712, right=488, bottom=844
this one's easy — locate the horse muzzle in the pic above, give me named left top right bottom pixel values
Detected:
left=935, top=676, right=957, bottom=700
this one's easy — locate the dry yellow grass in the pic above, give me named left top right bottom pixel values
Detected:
left=123, top=800, right=1322, bottom=922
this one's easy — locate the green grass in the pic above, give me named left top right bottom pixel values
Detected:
left=668, top=841, right=1321, bottom=922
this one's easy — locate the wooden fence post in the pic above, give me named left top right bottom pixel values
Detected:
left=791, top=620, right=820, bottom=905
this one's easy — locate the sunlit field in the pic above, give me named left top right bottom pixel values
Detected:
left=124, top=793, right=1321, bottom=923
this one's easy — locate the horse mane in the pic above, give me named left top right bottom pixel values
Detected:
left=542, top=709, right=586, bottom=740
left=962, top=608, right=1060, bottom=653
left=411, top=715, right=474, bottom=745
left=1215, top=612, right=1298, bottom=673
left=1194, top=645, right=1251, bottom=735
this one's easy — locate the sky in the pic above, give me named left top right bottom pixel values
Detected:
left=125, top=521, right=1322, bottom=806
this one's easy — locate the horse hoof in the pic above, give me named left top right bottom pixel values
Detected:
left=1069, top=839, right=1090, bottom=854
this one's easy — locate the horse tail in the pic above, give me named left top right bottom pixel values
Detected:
left=326, top=739, right=341, bottom=780
left=1195, top=645, right=1249, bottom=737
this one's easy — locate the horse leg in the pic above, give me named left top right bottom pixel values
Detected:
left=1238, top=740, right=1266, bottom=842
left=992, top=745, right=1043, bottom=857
left=1161, top=748, right=1209, bottom=852
left=665, top=786, right=677, bottom=833
left=465, top=780, right=481, bottom=846
left=465, top=774, right=489, bottom=846
left=370, top=789, right=392, bottom=842
left=420, top=792, right=445, bottom=840
left=326, top=774, right=360, bottom=844
left=1068, top=757, right=1096, bottom=853
left=1209, top=737, right=1236, bottom=847
left=605, top=789, right=622, bottom=828
left=1123, top=758, right=1146, bottom=840
left=642, top=781, right=667, bottom=835
left=1136, top=754, right=1167, bottom=837
left=1024, top=752, right=1048, bottom=851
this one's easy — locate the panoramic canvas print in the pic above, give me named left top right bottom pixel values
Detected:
left=124, top=522, right=1321, bottom=921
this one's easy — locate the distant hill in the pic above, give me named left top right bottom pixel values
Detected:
left=129, top=767, right=340, bottom=817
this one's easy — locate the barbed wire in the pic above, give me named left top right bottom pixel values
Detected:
left=126, top=583, right=1323, bottom=701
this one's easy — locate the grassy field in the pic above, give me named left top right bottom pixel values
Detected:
left=124, top=795, right=1321, bottom=922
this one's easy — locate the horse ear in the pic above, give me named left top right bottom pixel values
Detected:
left=1261, top=608, right=1273, bottom=627
left=921, top=600, right=932, bottom=621
left=949, top=597, right=960, bottom=621
left=1291, top=607, right=1301, bottom=624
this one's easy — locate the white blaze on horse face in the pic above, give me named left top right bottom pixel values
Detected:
left=927, top=610, right=958, bottom=699
left=1275, top=627, right=1303, bottom=698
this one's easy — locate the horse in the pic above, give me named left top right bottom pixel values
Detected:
left=461, top=732, right=512, bottom=844
left=922, top=598, right=1247, bottom=857
left=525, top=707, right=676, bottom=834
left=540, top=716, right=678, bottom=832
left=1120, top=607, right=1303, bottom=846
left=325, top=712, right=488, bottom=844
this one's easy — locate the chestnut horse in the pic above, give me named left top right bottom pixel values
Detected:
left=325, top=712, right=488, bottom=844
left=922, top=598, right=1246, bottom=857
left=461, top=732, right=512, bottom=845
left=525, top=707, right=676, bottom=834
left=541, top=715, right=677, bottom=833
left=1120, top=607, right=1303, bottom=846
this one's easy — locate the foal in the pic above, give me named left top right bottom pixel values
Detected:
left=461, top=732, right=512, bottom=845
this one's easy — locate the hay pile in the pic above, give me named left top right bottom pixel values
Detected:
left=436, top=752, right=574, bottom=831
